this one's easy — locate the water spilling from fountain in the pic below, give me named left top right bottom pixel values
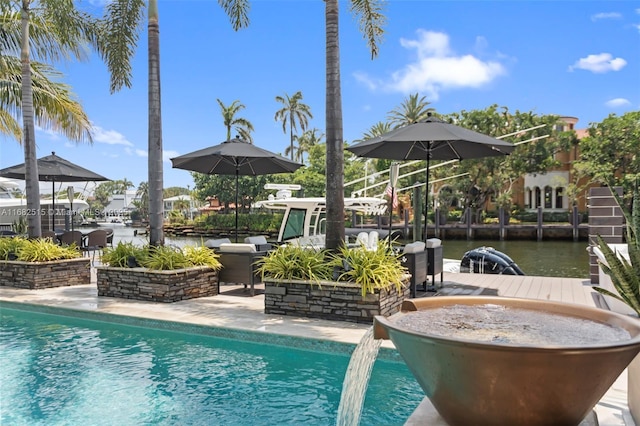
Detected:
left=336, top=327, right=382, bottom=426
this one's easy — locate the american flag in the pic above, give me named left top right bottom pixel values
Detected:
left=385, top=184, right=399, bottom=209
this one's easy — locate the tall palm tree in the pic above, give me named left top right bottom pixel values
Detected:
left=13, top=0, right=109, bottom=237
left=287, top=128, right=324, bottom=164
left=274, top=91, right=313, bottom=160
left=147, top=0, right=164, bottom=245
left=324, top=0, right=386, bottom=251
left=388, top=93, right=434, bottom=128
left=217, top=98, right=254, bottom=142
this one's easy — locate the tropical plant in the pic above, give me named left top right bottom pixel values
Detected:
left=217, top=98, right=254, bottom=142
left=274, top=91, right=313, bottom=161
left=387, top=93, right=434, bottom=128
left=101, top=241, right=147, bottom=268
left=324, top=0, right=386, bottom=251
left=256, top=245, right=333, bottom=282
left=101, top=241, right=221, bottom=271
left=330, top=242, right=406, bottom=297
left=0, top=237, right=80, bottom=262
left=288, top=128, right=323, bottom=164
left=592, top=184, right=640, bottom=315
left=256, top=242, right=407, bottom=297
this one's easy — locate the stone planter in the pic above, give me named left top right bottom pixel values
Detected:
left=97, top=266, right=219, bottom=302
left=264, top=278, right=410, bottom=323
left=0, top=258, right=91, bottom=289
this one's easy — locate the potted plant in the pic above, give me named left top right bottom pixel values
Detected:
left=96, top=242, right=222, bottom=302
left=591, top=183, right=640, bottom=423
left=0, top=237, right=91, bottom=289
left=256, top=242, right=410, bottom=323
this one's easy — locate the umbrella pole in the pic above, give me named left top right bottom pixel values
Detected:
left=424, top=149, right=431, bottom=244
left=235, top=169, right=239, bottom=243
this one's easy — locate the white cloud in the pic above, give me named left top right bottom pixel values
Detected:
left=135, top=149, right=147, bottom=157
left=91, top=126, right=134, bottom=146
left=591, top=12, right=622, bottom=21
left=568, top=53, right=627, bottom=73
left=354, top=30, right=506, bottom=101
left=605, top=98, right=631, bottom=108
left=163, top=150, right=180, bottom=163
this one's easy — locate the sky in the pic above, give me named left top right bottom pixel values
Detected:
left=1, top=0, right=638, bottom=196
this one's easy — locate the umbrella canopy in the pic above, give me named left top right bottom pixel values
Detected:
left=347, top=115, right=515, bottom=246
left=0, top=152, right=110, bottom=182
left=0, top=152, right=110, bottom=230
left=347, top=115, right=515, bottom=161
left=171, top=137, right=303, bottom=242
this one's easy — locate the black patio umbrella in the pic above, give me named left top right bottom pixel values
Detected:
left=171, top=137, right=303, bottom=242
left=347, top=115, right=515, bottom=243
left=0, top=152, right=110, bottom=230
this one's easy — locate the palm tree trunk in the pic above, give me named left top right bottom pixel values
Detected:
left=148, top=0, right=164, bottom=246
left=20, top=0, right=41, bottom=238
left=324, top=0, right=345, bottom=251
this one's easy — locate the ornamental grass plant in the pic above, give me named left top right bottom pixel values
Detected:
left=101, top=242, right=222, bottom=271
left=256, top=241, right=408, bottom=296
left=0, top=237, right=80, bottom=262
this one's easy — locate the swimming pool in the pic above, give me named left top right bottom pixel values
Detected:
left=0, top=304, right=422, bottom=425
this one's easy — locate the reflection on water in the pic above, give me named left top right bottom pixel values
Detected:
left=106, top=226, right=590, bottom=279
left=442, top=239, right=590, bottom=279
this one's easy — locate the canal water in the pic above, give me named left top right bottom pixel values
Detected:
left=107, top=226, right=591, bottom=279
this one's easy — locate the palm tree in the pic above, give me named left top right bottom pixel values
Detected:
left=361, top=121, right=393, bottom=140
left=217, top=98, right=254, bottom=142
left=0, top=54, right=92, bottom=143
left=324, top=0, right=386, bottom=251
left=388, top=93, right=434, bottom=128
left=147, top=0, right=164, bottom=245
left=13, top=0, right=110, bottom=238
left=274, top=91, right=313, bottom=160
left=287, top=128, right=324, bottom=164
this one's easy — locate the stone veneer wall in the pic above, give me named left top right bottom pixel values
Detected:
left=97, top=267, right=219, bottom=302
left=0, top=258, right=91, bottom=289
left=264, top=279, right=410, bottom=324
left=588, top=187, right=624, bottom=284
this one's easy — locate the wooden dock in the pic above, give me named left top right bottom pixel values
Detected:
left=428, top=272, right=606, bottom=309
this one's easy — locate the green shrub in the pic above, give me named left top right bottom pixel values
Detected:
left=330, top=242, right=407, bottom=297
left=256, top=242, right=408, bottom=296
left=0, top=237, right=80, bottom=262
left=101, top=242, right=221, bottom=271
left=256, top=245, right=332, bottom=282
left=101, top=242, right=147, bottom=268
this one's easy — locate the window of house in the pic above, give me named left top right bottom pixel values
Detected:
left=544, top=186, right=552, bottom=208
left=555, top=187, right=564, bottom=209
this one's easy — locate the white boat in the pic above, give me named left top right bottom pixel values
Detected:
left=0, top=178, right=90, bottom=228
left=255, top=186, right=390, bottom=248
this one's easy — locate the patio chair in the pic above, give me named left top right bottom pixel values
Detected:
left=102, top=228, right=114, bottom=247
left=82, top=229, right=109, bottom=264
left=41, top=230, right=58, bottom=242
left=58, top=230, right=84, bottom=248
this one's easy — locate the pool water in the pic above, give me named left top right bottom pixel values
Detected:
left=0, top=307, right=422, bottom=425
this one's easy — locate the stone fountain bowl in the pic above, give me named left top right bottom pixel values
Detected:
left=373, top=296, right=640, bottom=426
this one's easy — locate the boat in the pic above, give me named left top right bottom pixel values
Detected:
left=255, top=185, right=522, bottom=276
left=0, top=178, right=90, bottom=228
left=254, top=185, right=393, bottom=248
